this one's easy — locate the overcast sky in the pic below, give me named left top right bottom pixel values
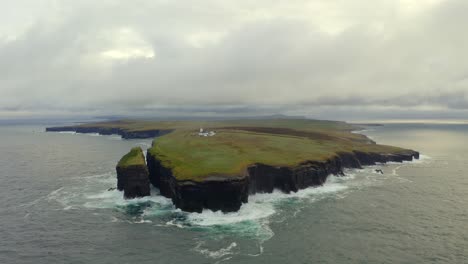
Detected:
left=1, top=0, right=467, bottom=121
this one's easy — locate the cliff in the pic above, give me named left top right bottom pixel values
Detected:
left=46, top=126, right=172, bottom=139
left=116, top=147, right=151, bottom=199
left=146, top=150, right=249, bottom=212
left=146, top=149, right=419, bottom=213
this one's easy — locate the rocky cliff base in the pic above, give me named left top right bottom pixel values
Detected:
left=116, top=165, right=151, bottom=198
left=146, top=150, right=419, bottom=213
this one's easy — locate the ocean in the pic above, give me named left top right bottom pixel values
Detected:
left=1, top=123, right=467, bottom=263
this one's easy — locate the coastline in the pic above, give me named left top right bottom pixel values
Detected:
left=146, top=148, right=419, bottom=213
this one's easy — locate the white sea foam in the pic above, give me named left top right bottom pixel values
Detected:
left=71, top=172, right=113, bottom=180
left=57, top=131, right=124, bottom=140
left=83, top=189, right=172, bottom=209
left=351, top=128, right=376, bottom=134
left=351, top=129, right=368, bottom=134
left=171, top=177, right=355, bottom=260
left=133, top=219, right=153, bottom=224
left=44, top=171, right=172, bottom=212
left=187, top=202, right=275, bottom=227
left=247, top=242, right=265, bottom=257
left=385, top=153, right=432, bottom=166
left=183, top=175, right=351, bottom=229
left=166, top=219, right=186, bottom=228
left=413, top=154, right=432, bottom=163
left=194, top=241, right=238, bottom=259
left=57, top=131, right=77, bottom=134
left=47, top=187, right=65, bottom=201
left=85, top=133, right=101, bottom=136
left=392, top=165, right=403, bottom=176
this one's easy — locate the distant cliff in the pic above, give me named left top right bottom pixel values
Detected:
left=46, top=126, right=172, bottom=139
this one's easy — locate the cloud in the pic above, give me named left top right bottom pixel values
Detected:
left=0, top=0, right=467, bottom=120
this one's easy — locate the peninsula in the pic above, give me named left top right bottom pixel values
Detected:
left=47, top=119, right=419, bottom=212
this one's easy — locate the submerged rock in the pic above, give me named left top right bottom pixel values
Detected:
left=116, top=147, right=150, bottom=199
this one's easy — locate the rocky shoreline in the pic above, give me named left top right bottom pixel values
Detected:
left=46, top=126, right=172, bottom=139
left=145, top=149, right=419, bottom=213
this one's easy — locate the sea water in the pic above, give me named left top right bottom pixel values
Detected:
left=0, top=123, right=467, bottom=263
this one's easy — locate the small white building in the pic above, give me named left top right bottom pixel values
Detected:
left=198, top=128, right=216, bottom=137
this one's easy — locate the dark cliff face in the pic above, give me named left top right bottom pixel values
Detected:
left=46, top=126, right=172, bottom=139
left=247, top=158, right=345, bottom=195
left=146, top=151, right=249, bottom=213
left=116, top=165, right=151, bottom=199
left=146, top=149, right=419, bottom=213
left=173, top=179, right=249, bottom=213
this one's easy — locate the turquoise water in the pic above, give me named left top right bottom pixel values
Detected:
left=0, top=123, right=466, bottom=263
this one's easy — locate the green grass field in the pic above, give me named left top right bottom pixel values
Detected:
left=76, top=118, right=413, bottom=180
left=80, top=118, right=370, bottom=142
left=81, top=118, right=356, bottom=133
left=132, top=119, right=412, bottom=181
left=117, top=147, right=146, bottom=168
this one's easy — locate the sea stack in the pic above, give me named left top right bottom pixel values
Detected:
left=116, top=147, right=150, bottom=199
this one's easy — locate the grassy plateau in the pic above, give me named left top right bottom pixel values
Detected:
left=68, top=118, right=414, bottom=180
left=98, top=118, right=413, bottom=181
left=117, top=147, right=146, bottom=168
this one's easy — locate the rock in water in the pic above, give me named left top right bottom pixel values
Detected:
left=116, top=147, right=150, bottom=199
